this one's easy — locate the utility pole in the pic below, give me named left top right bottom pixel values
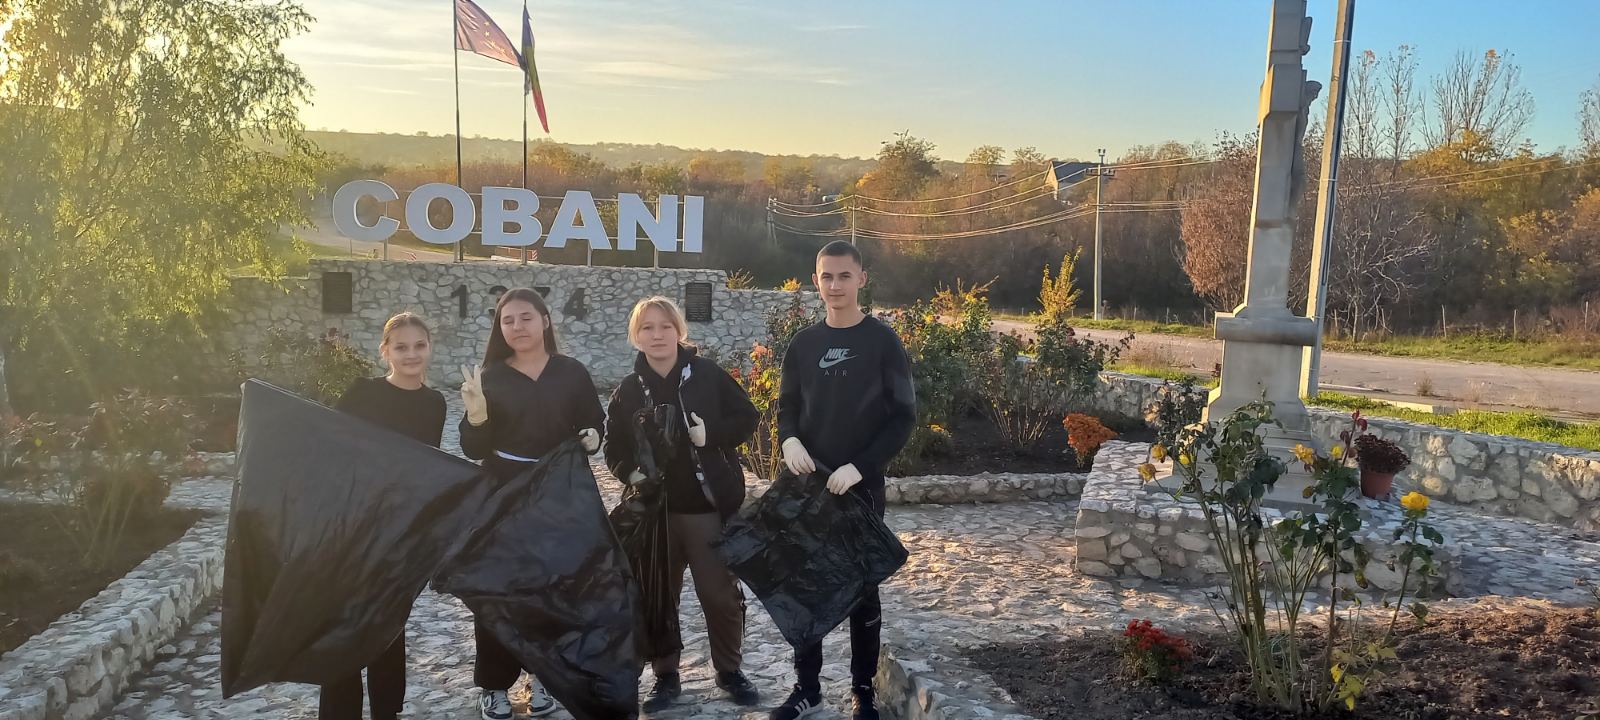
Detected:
left=1301, top=0, right=1355, bottom=398
left=849, top=196, right=857, bottom=246
left=766, top=197, right=776, bottom=245
left=1092, top=148, right=1108, bottom=320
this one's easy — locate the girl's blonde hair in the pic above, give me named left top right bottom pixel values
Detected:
left=627, top=296, right=689, bottom=348
left=381, top=312, right=431, bottom=346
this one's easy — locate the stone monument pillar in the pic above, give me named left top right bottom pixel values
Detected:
left=1198, top=0, right=1325, bottom=507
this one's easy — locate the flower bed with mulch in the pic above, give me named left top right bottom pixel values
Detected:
left=968, top=605, right=1600, bottom=720
left=894, top=409, right=1155, bottom=477
left=0, top=503, right=200, bottom=654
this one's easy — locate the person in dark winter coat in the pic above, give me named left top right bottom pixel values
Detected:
left=604, top=296, right=762, bottom=713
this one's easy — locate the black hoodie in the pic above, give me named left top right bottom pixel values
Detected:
left=605, top=345, right=760, bottom=519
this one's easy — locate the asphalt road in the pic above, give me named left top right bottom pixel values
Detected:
left=297, top=214, right=460, bottom=262
left=993, top=319, right=1600, bottom=420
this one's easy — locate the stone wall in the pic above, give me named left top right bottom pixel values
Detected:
left=220, top=259, right=814, bottom=388
left=1086, top=373, right=1600, bottom=533
left=0, top=518, right=225, bottom=720
left=1075, top=442, right=1465, bottom=593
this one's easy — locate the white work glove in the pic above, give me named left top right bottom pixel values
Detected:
left=687, top=412, right=707, bottom=447
left=460, top=365, right=487, bottom=426
left=827, top=463, right=863, bottom=495
left=578, top=428, right=601, bottom=453
left=627, top=470, right=646, bottom=486
left=781, top=437, right=815, bottom=476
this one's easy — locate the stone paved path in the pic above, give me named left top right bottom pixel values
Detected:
left=99, top=399, right=1600, bottom=719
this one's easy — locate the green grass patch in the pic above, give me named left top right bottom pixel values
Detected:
left=1071, top=317, right=1214, bottom=339
left=997, top=313, right=1215, bottom=339
left=1108, top=363, right=1218, bottom=387
left=1310, top=391, right=1600, bottom=451
left=1324, top=333, right=1600, bottom=372
left=1003, top=314, right=1600, bottom=371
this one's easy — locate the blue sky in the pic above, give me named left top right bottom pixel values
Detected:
left=288, top=0, right=1600, bottom=161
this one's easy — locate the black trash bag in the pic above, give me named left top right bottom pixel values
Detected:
left=433, top=440, right=642, bottom=720
left=606, top=408, right=681, bottom=661
left=717, top=468, right=908, bottom=651
left=221, top=379, right=491, bottom=697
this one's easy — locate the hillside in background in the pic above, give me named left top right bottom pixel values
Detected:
left=306, top=130, right=897, bottom=186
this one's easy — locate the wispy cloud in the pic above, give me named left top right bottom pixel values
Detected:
left=798, top=24, right=868, bottom=32
left=293, top=0, right=852, bottom=90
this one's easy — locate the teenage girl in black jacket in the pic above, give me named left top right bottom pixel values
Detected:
left=604, top=296, right=761, bottom=713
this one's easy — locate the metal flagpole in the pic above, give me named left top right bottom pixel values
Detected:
left=520, top=0, right=530, bottom=265
left=452, top=0, right=465, bottom=263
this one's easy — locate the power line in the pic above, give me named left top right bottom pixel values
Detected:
left=1352, top=154, right=1568, bottom=189
left=771, top=166, right=1056, bottom=210
left=853, top=186, right=1056, bottom=218
left=773, top=175, right=1090, bottom=219
left=847, top=207, right=1095, bottom=241
left=1371, top=157, right=1600, bottom=192
left=850, top=166, right=1056, bottom=205
left=1105, top=156, right=1219, bottom=171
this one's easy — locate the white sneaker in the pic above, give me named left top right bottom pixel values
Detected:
left=479, top=689, right=513, bottom=720
left=527, top=679, right=559, bottom=718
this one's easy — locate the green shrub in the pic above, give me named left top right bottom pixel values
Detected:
left=724, top=293, right=817, bottom=480
left=974, top=316, right=1125, bottom=449
left=1148, top=379, right=1207, bottom=451
left=87, top=390, right=193, bottom=458
left=1038, top=249, right=1082, bottom=324
left=255, top=328, right=374, bottom=406
left=2, top=398, right=187, bottom=569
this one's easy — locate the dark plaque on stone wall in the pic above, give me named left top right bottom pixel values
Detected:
left=683, top=282, right=713, bottom=322
left=322, top=271, right=353, bottom=314
left=563, top=288, right=589, bottom=320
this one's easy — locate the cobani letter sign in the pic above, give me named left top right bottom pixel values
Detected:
left=332, top=179, right=705, bottom=253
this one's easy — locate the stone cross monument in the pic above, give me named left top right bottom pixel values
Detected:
left=1203, top=0, right=1325, bottom=507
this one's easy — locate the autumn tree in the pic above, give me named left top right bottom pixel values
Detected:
left=1179, top=135, right=1256, bottom=311
left=1424, top=49, right=1535, bottom=154
left=0, top=0, right=322, bottom=410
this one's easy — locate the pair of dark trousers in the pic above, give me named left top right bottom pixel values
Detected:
left=794, top=587, right=881, bottom=692
left=794, top=481, right=886, bottom=692
left=475, top=619, right=530, bottom=690
left=319, top=633, right=406, bottom=719
left=650, top=511, right=746, bottom=675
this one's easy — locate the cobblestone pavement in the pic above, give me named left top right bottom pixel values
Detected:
left=99, top=399, right=1599, bottom=719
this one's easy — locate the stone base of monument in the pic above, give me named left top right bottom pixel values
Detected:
left=1077, top=443, right=1463, bottom=596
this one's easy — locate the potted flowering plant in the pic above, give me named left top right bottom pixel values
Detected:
left=1353, top=432, right=1409, bottom=499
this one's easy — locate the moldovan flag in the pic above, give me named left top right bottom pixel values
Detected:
left=521, top=6, right=550, bottom=133
left=454, top=0, right=520, bottom=67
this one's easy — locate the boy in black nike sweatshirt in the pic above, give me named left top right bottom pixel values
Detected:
left=769, top=240, right=915, bottom=720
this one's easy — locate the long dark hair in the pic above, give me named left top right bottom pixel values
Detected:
left=483, top=288, right=560, bottom=367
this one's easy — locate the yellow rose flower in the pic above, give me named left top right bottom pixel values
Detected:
left=1177, top=453, right=1193, bottom=467
left=1137, top=463, right=1157, bottom=482
left=1292, top=443, right=1317, bottom=466
left=1150, top=444, right=1168, bottom=462
left=1400, top=491, right=1430, bottom=512
left=1330, top=444, right=1346, bottom=460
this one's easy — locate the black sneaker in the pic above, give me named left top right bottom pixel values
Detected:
left=850, top=685, right=880, bottom=720
left=641, top=672, right=681, bottom=713
left=716, top=670, right=761, bottom=706
left=767, top=684, right=823, bottom=720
